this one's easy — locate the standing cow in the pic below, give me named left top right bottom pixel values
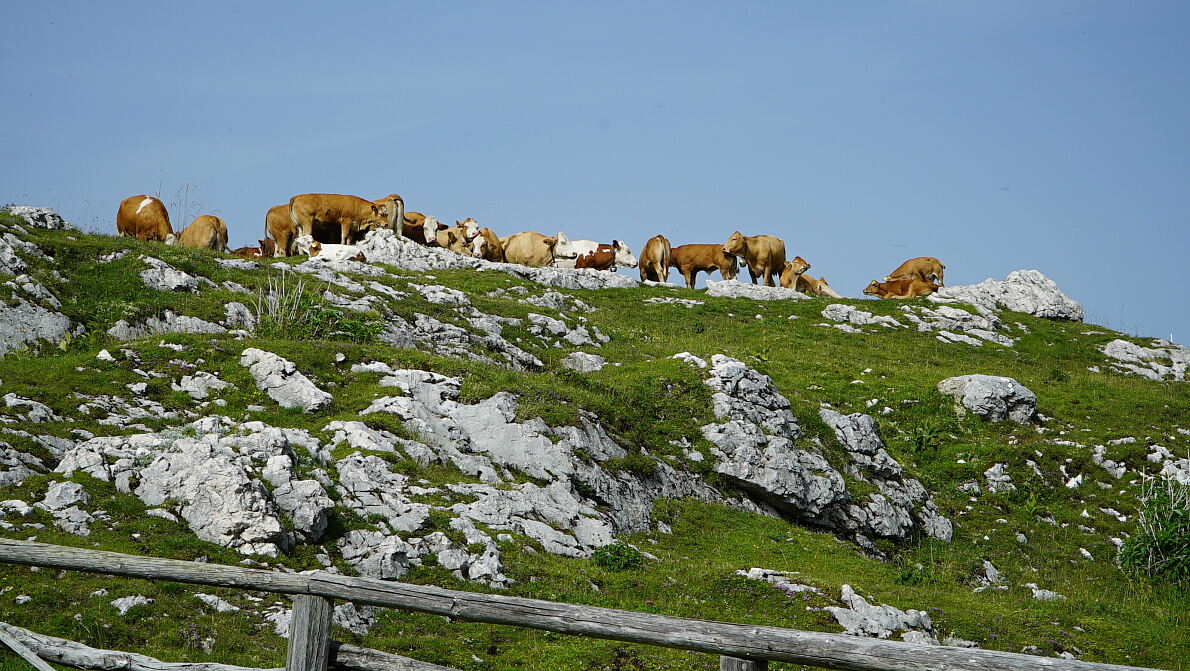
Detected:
left=167, top=215, right=228, bottom=251
left=669, top=244, right=738, bottom=289
left=638, top=235, right=672, bottom=283
left=116, top=195, right=173, bottom=242
left=723, top=231, right=786, bottom=287
left=289, top=193, right=387, bottom=245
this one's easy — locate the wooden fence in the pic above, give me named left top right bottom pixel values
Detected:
left=0, top=539, right=1168, bottom=671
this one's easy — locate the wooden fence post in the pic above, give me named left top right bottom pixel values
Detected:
left=287, top=594, right=334, bottom=671
left=720, top=656, right=768, bottom=670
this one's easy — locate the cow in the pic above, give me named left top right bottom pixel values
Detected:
left=883, top=256, right=946, bottom=286
left=371, top=194, right=405, bottom=235
left=166, top=215, right=228, bottom=251
left=779, top=256, right=812, bottom=291
left=288, top=193, right=387, bottom=245
left=723, top=231, right=786, bottom=287
left=500, top=231, right=562, bottom=267
left=798, top=275, right=843, bottom=298
left=116, top=195, right=173, bottom=242
left=259, top=238, right=276, bottom=259
left=307, top=240, right=366, bottom=263
left=863, top=277, right=940, bottom=299
left=231, top=245, right=264, bottom=259
left=669, top=244, right=738, bottom=289
left=401, top=211, right=443, bottom=245
left=638, top=235, right=671, bottom=283
left=470, top=227, right=505, bottom=262
left=455, top=218, right=480, bottom=242
left=552, top=238, right=636, bottom=270
left=435, top=219, right=475, bottom=255
left=265, top=204, right=296, bottom=256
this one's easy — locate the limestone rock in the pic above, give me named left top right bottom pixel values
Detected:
left=172, top=372, right=233, bottom=400
left=110, top=595, right=153, bottom=616
left=937, top=374, right=1037, bottom=424
left=826, top=585, right=937, bottom=643
left=139, top=256, right=200, bottom=292
left=224, top=302, right=257, bottom=330
left=4, top=206, right=75, bottom=230
left=822, top=304, right=902, bottom=328
left=39, top=481, right=90, bottom=510
left=1101, top=339, right=1188, bottom=382
left=108, top=311, right=226, bottom=340
left=560, top=352, right=607, bottom=372
left=930, top=270, right=1083, bottom=321
left=705, top=278, right=810, bottom=301
left=240, top=348, right=332, bottom=412
left=0, top=297, right=77, bottom=356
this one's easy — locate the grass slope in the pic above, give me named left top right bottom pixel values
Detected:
left=0, top=215, right=1186, bottom=670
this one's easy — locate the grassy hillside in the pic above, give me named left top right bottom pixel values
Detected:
left=0, top=212, right=1186, bottom=671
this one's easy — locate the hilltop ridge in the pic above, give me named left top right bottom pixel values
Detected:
left=0, top=206, right=1187, bottom=670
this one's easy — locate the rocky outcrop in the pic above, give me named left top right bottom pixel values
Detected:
left=0, top=298, right=77, bottom=356
left=705, top=279, right=809, bottom=301
left=561, top=352, right=607, bottom=372
left=930, top=270, right=1083, bottom=321
left=240, top=348, right=333, bottom=412
left=139, top=256, right=200, bottom=292
left=108, top=311, right=226, bottom=340
left=937, top=374, right=1037, bottom=424
left=3, top=206, right=75, bottom=231
left=1101, top=339, right=1188, bottom=382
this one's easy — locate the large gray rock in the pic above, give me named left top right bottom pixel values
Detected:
left=335, top=453, right=431, bottom=534
left=826, top=585, right=937, bottom=643
left=0, top=298, right=77, bottom=356
left=4, top=206, right=75, bottom=230
left=140, top=256, right=200, bottom=292
left=240, top=348, right=333, bottom=412
left=937, top=374, right=1037, bottom=424
left=930, top=270, right=1083, bottom=321
left=1101, top=339, right=1188, bottom=382
left=0, top=237, right=28, bottom=275
left=560, top=352, right=607, bottom=372
left=108, top=311, right=226, bottom=340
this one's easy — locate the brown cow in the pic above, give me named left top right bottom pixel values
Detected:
left=289, top=193, right=386, bottom=245
left=401, top=211, right=439, bottom=245
left=638, top=235, right=671, bottom=283
left=574, top=246, right=618, bottom=271
left=167, top=215, right=228, bottom=251
left=500, top=231, right=560, bottom=267
left=669, top=244, right=738, bottom=289
left=863, top=277, right=940, bottom=299
left=779, top=256, right=812, bottom=290
left=371, top=194, right=405, bottom=234
left=116, top=195, right=173, bottom=242
left=259, top=238, right=276, bottom=259
left=883, top=256, right=946, bottom=286
left=798, top=275, right=843, bottom=298
left=264, top=204, right=295, bottom=256
left=724, top=231, right=786, bottom=287
left=435, top=220, right=474, bottom=255
left=470, top=227, right=505, bottom=262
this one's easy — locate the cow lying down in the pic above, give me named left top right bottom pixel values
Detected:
left=294, top=235, right=366, bottom=262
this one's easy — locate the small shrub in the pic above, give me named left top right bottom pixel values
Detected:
left=1117, top=472, right=1190, bottom=584
left=591, top=542, right=644, bottom=571
left=253, top=272, right=382, bottom=343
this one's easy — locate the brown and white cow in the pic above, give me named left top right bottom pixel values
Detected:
left=723, top=231, right=786, bottom=287
left=166, top=214, right=228, bottom=251
left=231, top=242, right=265, bottom=259
left=401, top=211, right=442, bottom=245
left=863, top=277, right=940, bottom=299
left=500, top=231, right=562, bottom=267
left=470, top=227, right=505, bottom=262
left=669, top=244, right=739, bottom=289
left=116, top=195, right=173, bottom=242
left=435, top=218, right=475, bottom=255
left=779, top=256, right=812, bottom=290
left=288, top=193, right=387, bottom=245
left=883, top=256, right=946, bottom=286
left=638, top=235, right=672, bottom=283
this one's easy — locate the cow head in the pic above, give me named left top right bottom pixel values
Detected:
left=552, top=232, right=578, bottom=262
left=295, top=234, right=317, bottom=255
left=862, top=280, right=882, bottom=297
left=611, top=240, right=638, bottom=268
left=817, top=277, right=843, bottom=298
left=456, top=218, right=480, bottom=241
left=469, top=233, right=487, bottom=259
left=723, top=231, right=746, bottom=256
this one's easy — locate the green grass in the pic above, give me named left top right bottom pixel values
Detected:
left=0, top=220, right=1187, bottom=670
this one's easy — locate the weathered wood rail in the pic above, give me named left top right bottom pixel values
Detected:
left=0, top=539, right=1168, bottom=671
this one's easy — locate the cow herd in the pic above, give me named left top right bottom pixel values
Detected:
left=113, top=193, right=946, bottom=299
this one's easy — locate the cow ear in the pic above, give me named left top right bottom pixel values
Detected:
left=371, top=205, right=379, bottom=214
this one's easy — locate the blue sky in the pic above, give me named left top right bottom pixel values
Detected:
left=4, top=2, right=1187, bottom=342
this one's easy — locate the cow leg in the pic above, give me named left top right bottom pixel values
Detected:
left=684, top=269, right=696, bottom=289
left=748, top=266, right=758, bottom=284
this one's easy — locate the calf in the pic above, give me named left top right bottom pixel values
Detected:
left=779, top=256, right=812, bottom=290
left=863, top=277, right=940, bottom=299
left=309, top=241, right=366, bottom=263
left=883, top=256, right=945, bottom=286
left=116, top=195, right=173, bottom=242
left=798, top=275, right=843, bottom=298
left=231, top=245, right=263, bottom=259
left=470, top=227, right=505, bottom=262
left=669, top=244, right=738, bottom=289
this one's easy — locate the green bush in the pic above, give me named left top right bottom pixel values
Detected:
left=591, top=542, right=644, bottom=572
left=253, top=273, right=383, bottom=343
left=1117, top=473, right=1190, bottom=584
